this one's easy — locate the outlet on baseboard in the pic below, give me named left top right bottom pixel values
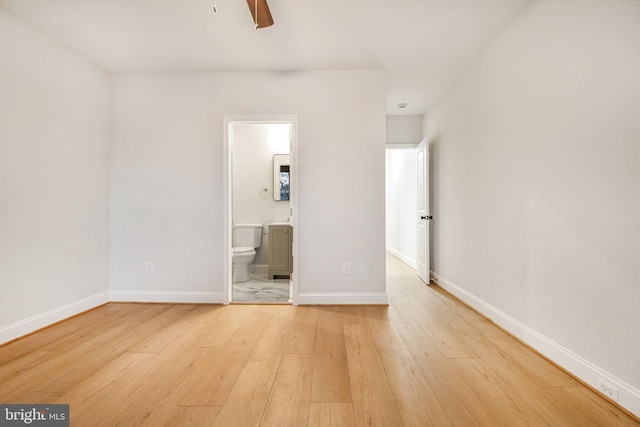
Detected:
left=145, top=261, right=154, bottom=274
left=597, top=377, right=619, bottom=402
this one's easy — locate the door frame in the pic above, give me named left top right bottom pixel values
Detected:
left=385, top=141, right=430, bottom=283
left=223, top=115, right=299, bottom=305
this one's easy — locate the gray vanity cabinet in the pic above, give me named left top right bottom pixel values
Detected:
left=268, top=224, right=293, bottom=279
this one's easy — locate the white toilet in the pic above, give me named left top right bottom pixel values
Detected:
left=232, top=224, right=263, bottom=283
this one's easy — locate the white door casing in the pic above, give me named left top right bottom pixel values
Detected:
left=223, top=115, right=298, bottom=305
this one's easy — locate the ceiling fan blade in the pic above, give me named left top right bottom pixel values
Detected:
left=246, top=0, right=274, bottom=28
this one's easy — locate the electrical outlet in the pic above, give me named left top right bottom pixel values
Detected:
left=597, top=377, right=619, bottom=402
left=145, top=261, right=154, bottom=274
left=342, top=263, right=351, bottom=275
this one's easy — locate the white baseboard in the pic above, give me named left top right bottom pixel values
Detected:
left=431, top=270, right=640, bottom=418
left=297, top=292, right=388, bottom=305
left=251, top=264, right=268, bottom=277
left=109, top=290, right=223, bottom=304
left=386, top=246, right=417, bottom=269
left=0, top=291, right=109, bottom=345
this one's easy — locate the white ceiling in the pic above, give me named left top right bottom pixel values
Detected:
left=0, top=0, right=530, bottom=115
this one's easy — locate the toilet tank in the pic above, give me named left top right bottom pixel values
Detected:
left=233, top=224, right=263, bottom=248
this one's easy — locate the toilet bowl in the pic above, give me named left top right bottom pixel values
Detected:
left=232, top=224, right=263, bottom=283
left=232, top=247, right=256, bottom=282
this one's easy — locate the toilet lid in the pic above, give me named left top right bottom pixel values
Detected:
left=233, top=247, right=255, bottom=255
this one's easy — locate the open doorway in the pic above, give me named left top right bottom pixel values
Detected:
left=385, top=140, right=430, bottom=282
left=385, top=139, right=432, bottom=284
left=385, top=146, right=418, bottom=268
left=223, top=116, right=298, bottom=304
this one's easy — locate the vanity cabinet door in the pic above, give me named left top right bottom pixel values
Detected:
left=268, top=225, right=292, bottom=279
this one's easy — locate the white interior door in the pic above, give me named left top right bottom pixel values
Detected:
left=416, top=138, right=430, bottom=283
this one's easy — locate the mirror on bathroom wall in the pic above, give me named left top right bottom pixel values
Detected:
left=273, top=154, right=290, bottom=201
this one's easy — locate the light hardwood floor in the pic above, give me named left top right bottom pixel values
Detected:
left=1, top=254, right=638, bottom=426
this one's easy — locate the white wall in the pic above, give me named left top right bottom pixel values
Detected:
left=110, top=70, right=387, bottom=304
left=425, top=0, right=640, bottom=415
left=386, top=115, right=422, bottom=144
left=232, top=123, right=291, bottom=266
left=0, top=10, right=111, bottom=342
left=385, top=149, right=417, bottom=267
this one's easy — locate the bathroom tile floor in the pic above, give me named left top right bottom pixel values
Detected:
left=232, top=276, right=290, bottom=303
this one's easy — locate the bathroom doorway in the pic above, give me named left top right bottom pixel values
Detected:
left=223, top=116, right=298, bottom=305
